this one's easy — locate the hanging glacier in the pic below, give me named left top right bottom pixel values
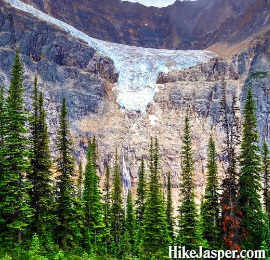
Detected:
left=4, top=0, right=218, bottom=111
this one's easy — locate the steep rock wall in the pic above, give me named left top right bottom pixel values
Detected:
left=0, top=0, right=118, bottom=151
left=17, top=0, right=270, bottom=52
left=0, top=0, right=270, bottom=205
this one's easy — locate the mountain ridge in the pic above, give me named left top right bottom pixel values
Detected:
left=0, top=0, right=269, bottom=197
left=17, top=0, right=269, bottom=55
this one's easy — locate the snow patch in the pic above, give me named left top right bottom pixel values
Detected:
left=149, top=115, right=158, bottom=125
left=4, top=0, right=217, bottom=112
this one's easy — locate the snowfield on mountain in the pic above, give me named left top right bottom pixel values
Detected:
left=4, top=0, right=217, bottom=111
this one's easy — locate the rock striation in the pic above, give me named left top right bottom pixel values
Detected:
left=0, top=0, right=270, bottom=205
left=17, top=0, right=270, bottom=53
left=0, top=0, right=118, bottom=151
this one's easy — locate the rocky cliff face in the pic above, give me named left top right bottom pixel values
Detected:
left=0, top=0, right=118, bottom=150
left=15, top=0, right=210, bottom=49
left=0, top=0, right=270, bottom=204
left=72, top=36, right=270, bottom=203
left=17, top=0, right=270, bottom=53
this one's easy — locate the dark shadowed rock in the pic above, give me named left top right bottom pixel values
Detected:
left=17, top=0, right=269, bottom=52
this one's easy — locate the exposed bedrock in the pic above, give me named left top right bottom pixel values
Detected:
left=0, top=0, right=270, bottom=204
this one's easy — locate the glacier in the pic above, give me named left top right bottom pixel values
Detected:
left=4, top=0, right=217, bottom=112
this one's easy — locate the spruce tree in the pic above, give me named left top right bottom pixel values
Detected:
left=134, top=158, right=146, bottom=255
left=219, top=88, right=242, bottom=251
left=103, top=164, right=112, bottom=254
left=82, top=138, right=104, bottom=254
left=177, top=115, right=201, bottom=249
left=239, top=88, right=264, bottom=250
left=0, top=85, right=5, bottom=244
left=261, top=142, right=270, bottom=256
left=262, top=142, right=270, bottom=218
left=142, top=137, right=170, bottom=258
left=135, top=158, right=146, bottom=233
left=73, top=162, right=84, bottom=250
left=110, top=150, right=125, bottom=256
left=201, top=136, right=220, bottom=249
left=77, top=162, right=83, bottom=199
left=166, top=172, right=174, bottom=242
left=55, top=98, right=75, bottom=248
left=0, top=51, right=33, bottom=245
left=123, top=189, right=135, bottom=256
left=0, top=85, right=4, bottom=146
left=91, top=136, right=98, bottom=168
left=29, top=76, right=54, bottom=241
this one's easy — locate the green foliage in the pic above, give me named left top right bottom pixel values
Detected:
left=201, top=136, right=220, bottom=249
left=249, top=71, right=268, bottom=79
left=219, top=88, right=242, bottom=251
left=0, top=51, right=33, bottom=246
left=166, top=172, right=174, bottom=242
left=82, top=138, right=105, bottom=254
left=77, top=163, right=83, bottom=199
left=28, top=233, right=48, bottom=260
left=55, top=98, right=76, bottom=248
left=0, top=85, right=5, bottom=245
left=1, top=254, right=12, bottom=260
left=103, top=164, right=112, bottom=254
left=177, top=115, right=201, bottom=249
left=110, top=151, right=124, bottom=257
left=1, top=52, right=270, bottom=260
left=29, top=76, right=55, bottom=243
left=135, top=158, right=146, bottom=224
left=53, top=250, right=66, bottom=260
left=134, top=158, right=146, bottom=251
left=239, top=88, right=264, bottom=250
left=124, top=189, right=135, bottom=255
left=0, top=85, right=4, bottom=145
left=142, top=137, right=170, bottom=258
left=262, top=142, right=270, bottom=218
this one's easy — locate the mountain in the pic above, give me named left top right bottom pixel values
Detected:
left=0, top=0, right=269, bottom=198
left=17, top=0, right=270, bottom=54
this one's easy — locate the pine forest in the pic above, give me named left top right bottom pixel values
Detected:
left=0, top=52, right=270, bottom=260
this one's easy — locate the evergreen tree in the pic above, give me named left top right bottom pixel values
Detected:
left=0, top=85, right=6, bottom=245
left=55, top=98, right=75, bottom=248
left=166, top=172, right=174, bottom=242
left=262, top=142, right=270, bottom=218
left=0, top=51, right=33, bottom=245
left=29, top=76, right=54, bottom=241
left=201, top=136, right=220, bottom=249
left=219, top=88, right=242, bottom=251
left=142, top=137, right=170, bottom=258
left=135, top=158, right=146, bottom=234
left=110, top=150, right=125, bottom=256
left=261, top=142, right=270, bottom=257
left=91, top=136, right=98, bottom=168
left=82, top=138, right=104, bottom=254
left=123, top=189, right=135, bottom=256
left=177, top=115, right=201, bottom=249
left=239, top=88, right=264, bottom=250
left=77, top=163, right=83, bottom=199
left=103, top=164, right=112, bottom=254
left=73, top=162, right=84, bottom=250
left=0, top=85, right=4, bottom=146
